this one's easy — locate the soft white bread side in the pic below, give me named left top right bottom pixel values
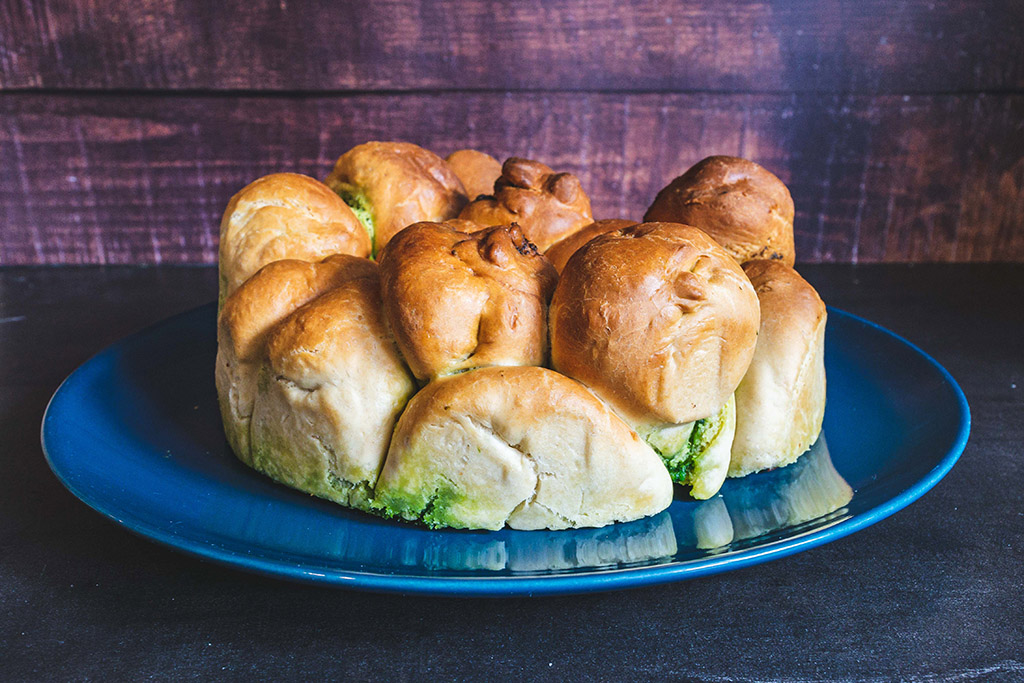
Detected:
left=218, top=173, right=371, bottom=305
left=729, top=260, right=827, bottom=477
left=686, top=395, right=736, bottom=500
left=638, top=395, right=737, bottom=500
left=248, top=261, right=416, bottom=510
left=374, top=366, right=674, bottom=530
left=215, top=255, right=373, bottom=464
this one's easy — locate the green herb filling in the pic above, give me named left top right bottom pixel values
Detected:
left=643, top=402, right=730, bottom=485
left=334, top=184, right=376, bottom=254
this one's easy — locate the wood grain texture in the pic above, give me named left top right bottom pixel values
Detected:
left=2, top=0, right=1022, bottom=94
left=2, top=92, right=1021, bottom=265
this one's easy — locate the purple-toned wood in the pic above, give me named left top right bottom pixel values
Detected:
left=2, top=92, right=1021, bottom=265
left=1, top=0, right=1022, bottom=94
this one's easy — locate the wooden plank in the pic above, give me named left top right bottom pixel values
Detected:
left=1, top=0, right=1022, bottom=94
left=1, top=91, right=1021, bottom=264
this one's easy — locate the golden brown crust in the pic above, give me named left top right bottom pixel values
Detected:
left=219, top=255, right=377, bottom=363
left=446, top=149, right=503, bottom=200
left=459, top=157, right=593, bottom=251
left=550, top=222, right=760, bottom=426
left=730, top=260, right=827, bottom=475
left=742, top=260, right=825, bottom=335
left=324, top=141, right=468, bottom=252
left=262, top=266, right=404, bottom=389
left=438, top=217, right=490, bottom=234
left=644, top=156, right=795, bottom=266
left=545, top=219, right=638, bottom=273
left=218, top=173, right=371, bottom=301
left=378, top=221, right=558, bottom=382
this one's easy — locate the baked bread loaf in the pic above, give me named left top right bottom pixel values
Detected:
left=459, top=157, right=593, bottom=251
left=219, top=255, right=416, bottom=510
left=730, top=260, right=827, bottom=477
left=446, top=149, right=503, bottom=199
left=644, top=156, right=795, bottom=266
left=378, top=221, right=558, bottom=382
left=218, top=173, right=371, bottom=305
left=325, top=141, right=468, bottom=253
left=550, top=222, right=760, bottom=499
left=545, top=219, right=637, bottom=273
left=373, top=366, right=674, bottom=530
left=215, top=141, right=833, bottom=533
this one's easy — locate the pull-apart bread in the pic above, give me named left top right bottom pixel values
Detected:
left=216, top=147, right=830, bottom=532
left=459, top=157, right=593, bottom=251
left=218, top=173, right=371, bottom=305
left=645, top=156, right=795, bottom=266
left=550, top=222, right=760, bottom=499
left=325, top=141, right=468, bottom=254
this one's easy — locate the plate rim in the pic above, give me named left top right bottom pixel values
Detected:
left=40, top=305, right=971, bottom=597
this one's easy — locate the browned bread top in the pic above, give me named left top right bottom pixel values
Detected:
left=459, top=157, right=593, bottom=251
left=378, top=221, right=558, bottom=382
left=325, top=141, right=468, bottom=253
left=645, top=155, right=795, bottom=266
left=550, top=222, right=760, bottom=426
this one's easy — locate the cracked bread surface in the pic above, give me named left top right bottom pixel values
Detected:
left=374, top=366, right=674, bottom=530
left=217, top=254, right=416, bottom=510
left=378, top=221, right=558, bottom=382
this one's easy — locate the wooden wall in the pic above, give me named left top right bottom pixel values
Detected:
left=1, top=0, right=1022, bottom=264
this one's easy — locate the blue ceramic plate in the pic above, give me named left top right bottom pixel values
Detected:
left=42, top=304, right=969, bottom=596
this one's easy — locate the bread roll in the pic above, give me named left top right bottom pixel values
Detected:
left=373, top=366, right=674, bottom=530
left=446, top=149, right=502, bottom=199
left=645, top=156, right=795, bottom=266
left=378, top=221, right=558, bottom=382
left=730, top=260, right=827, bottom=477
left=218, top=173, right=371, bottom=304
left=550, top=222, right=759, bottom=499
left=216, top=255, right=373, bottom=464
left=459, top=157, right=593, bottom=251
left=247, top=259, right=417, bottom=510
left=324, top=141, right=468, bottom=253
left=545, top=218, right=637, bottom=273
left=551, top=222, right=759, bottom=425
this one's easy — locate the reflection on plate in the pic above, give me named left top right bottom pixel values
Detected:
left=720, top=434, right=853, bottom=544
left=42, top=303, right=968, bottom=595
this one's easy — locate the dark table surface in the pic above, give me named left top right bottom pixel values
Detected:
left=1, top=264, right=1022, bottom=681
